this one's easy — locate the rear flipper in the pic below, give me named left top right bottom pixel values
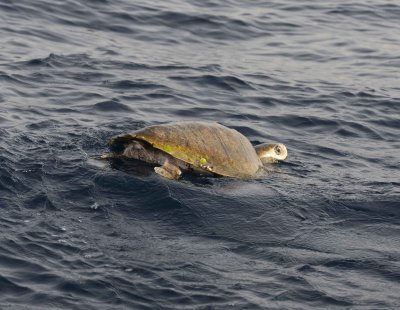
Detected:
left=108, top=134, right=134, bottom=153
left=94, top=153, right=123, bottom=160
left=154, top=161, right=182, bottom=180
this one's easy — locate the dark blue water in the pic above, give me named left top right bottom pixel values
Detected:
left=1, top=0, right=399, bottom=308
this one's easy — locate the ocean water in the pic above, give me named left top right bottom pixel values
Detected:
left=0, top=0, right=399, bottom=308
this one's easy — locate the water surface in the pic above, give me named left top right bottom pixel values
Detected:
left=0, top=0, right=399, bottom=308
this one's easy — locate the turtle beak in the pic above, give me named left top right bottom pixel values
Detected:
left=273, top=143, right=288, bottom=161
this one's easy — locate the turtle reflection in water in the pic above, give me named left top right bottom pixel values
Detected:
left=102, top=122, right=288, bottom=180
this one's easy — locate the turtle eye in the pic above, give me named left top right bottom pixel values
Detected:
left=275, top=145, right=281, bottom=155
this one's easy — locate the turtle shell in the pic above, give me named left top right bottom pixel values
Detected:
left=109, top=122, right=262, bottom=178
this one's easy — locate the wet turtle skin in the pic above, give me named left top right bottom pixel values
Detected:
left=108, top=122, right=263, bottom=178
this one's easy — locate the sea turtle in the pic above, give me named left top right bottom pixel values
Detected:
left=102, top=121, right=287, bottom=179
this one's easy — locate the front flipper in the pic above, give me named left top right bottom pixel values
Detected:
left=154, top=161, right=182, bottom=180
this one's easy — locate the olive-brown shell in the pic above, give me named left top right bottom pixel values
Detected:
left=109, top=122, right=262, bottom=178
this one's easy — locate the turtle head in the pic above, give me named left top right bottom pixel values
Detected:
left=254, top=143, right=288, bottom=164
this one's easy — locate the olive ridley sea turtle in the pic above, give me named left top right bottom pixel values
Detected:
left=102, top=121, right=288, bottom=179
